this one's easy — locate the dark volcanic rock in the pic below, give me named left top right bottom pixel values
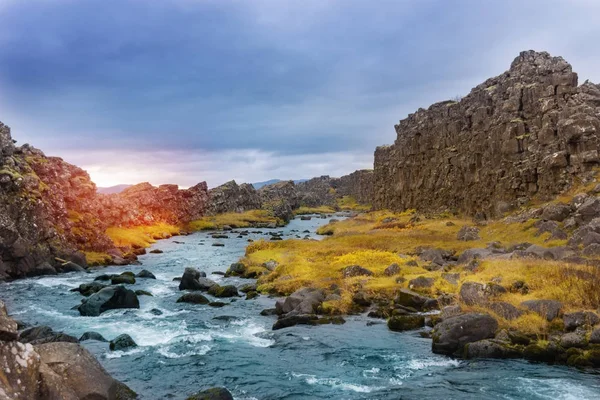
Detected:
left=79, top=331, right=107, bottom=342
left=109, top=334, right=137, bottom=351
left=373, top=51, right=600, bottom=217
left=207, top=180, right=262, bottom=215
left=207, top=284, right=239, bottom=298
left=78, top=286, right=140, bottom=316
left=179, top=267, right=209, bottom=290
left=177, top=292, right=210, bottom=304
left=387, top=315, right=426, bottom=332
left=521, top=299, right=563, bottom=321
left=275, top=288, right=326, bottom=315
left=563, top=311, right=599, bottom=331
left=341, top=265, right=373, bottom=278
left=19, top=326, right=79, bottom=345
left=272, top=314, right=319, bottom=330
left=432, top=313, right=498, bottom=356
left=186, top=387, right=234, bottom=400
left=383, top=263, right=401, bottom=276
left=136, top=269, right=156, bottom=279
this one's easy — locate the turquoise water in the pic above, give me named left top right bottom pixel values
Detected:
left=2, top=216, right=600, bottom=399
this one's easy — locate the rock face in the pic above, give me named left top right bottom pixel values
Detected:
left=0, top=121, right=210, bottom=280
left=432, top=313, right=498, bottom=356
left=0, top=301, right=136, bottom=399
left=207, top=180, right=261, bottom=215
left=374, top=51, right=600, bottom=217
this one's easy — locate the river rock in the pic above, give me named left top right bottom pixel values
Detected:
left=520, top=299, right=562, bottom=321
left=395, top=288, right=434, bottom=311
left=78, top=286, right=140, bottom=316
left=225, top=262, right=247, bottom=277
left=186, top=387, right=234, bottom=400
left=275, top=288, right=326, bottom=315
left=560, top=330, right=589, bottom=348
left=387, top=315, right=425, bottom=332
left=61, top=261, right=86, bottom=273
left=272, top=314, right=319, bottom=330
left=208, top=284, right=239, bottom=298
left=111, top=273, right=136, bottom=285
left=35, top=342, right=137, bottom=399
left=179, top=267, right=209, bottom=290
left=136, top=269, right=156, bottom=279
left=26, top=262, right=57, bottom=277
left=19, top=326, right=79, bottom=345
left=109, top=334, right=137, bottom=351
left=239, top=283, right=257, bottom=293
left=149, top=249, right=163, bottom=254
left=465, top=339, right=520, bottom=359
left=177, top=292, right=210, bottom=304
left=487, top=302, right=524, bottom=320
left=76, top=281, right=108, bottom=296
left=79, top=331, right=107, bottom=342
left=432, top=313, right=498, bottom=356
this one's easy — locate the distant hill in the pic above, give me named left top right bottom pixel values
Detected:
left=97, top=184, right=132, bottom=194
left=252, top=179, right=308, bottom=189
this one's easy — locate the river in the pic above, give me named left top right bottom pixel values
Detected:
left=1, top=215, right=600, bottom=399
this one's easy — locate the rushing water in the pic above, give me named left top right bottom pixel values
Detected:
left=2, top=215, right=600, bottom=400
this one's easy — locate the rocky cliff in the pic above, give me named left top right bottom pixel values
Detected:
left=374, top=51, right=600, bottom=217
left=207, top=180, right=262, bottom=215
left=0, top=122, right=209, bottom=280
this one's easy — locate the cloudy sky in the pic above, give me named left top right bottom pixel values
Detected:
left=1, top=0, right=599, bottom=188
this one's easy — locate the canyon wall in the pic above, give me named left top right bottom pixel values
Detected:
left=0, top=123, right=209, bottom=280
left=373, top=51, right=600, bottom=217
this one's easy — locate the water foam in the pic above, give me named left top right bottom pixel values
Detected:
left=157, top=344, right=211, bottom=359
left=291, top=373, right=383, bottom=393
left=515, top=377, right=600, bottom=400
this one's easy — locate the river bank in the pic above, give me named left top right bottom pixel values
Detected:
left=2, top=214, right=600, bottom=399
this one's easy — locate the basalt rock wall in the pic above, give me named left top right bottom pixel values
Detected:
left=373, top=51, right=600, bottom=217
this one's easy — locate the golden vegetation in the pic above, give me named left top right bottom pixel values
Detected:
left=188, top=209, right=278, bottom=231
left=240, top=210, right=594, bottom=329
left=293, top=206, right=336, bottom=215
left=336, top=196, right=371, bottom=212
left=106, top=223, right=181, bottom=249
left=83, top=251, right=112, bottom=266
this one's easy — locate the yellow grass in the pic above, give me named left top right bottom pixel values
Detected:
left=83, top=251, right=112, bottom=266
left=188, top=210, right=278, bottom=231
left=336, top=196, right=371, bottom=212
left=294, top=206, right=336, bottom=215
left=239, top=210, right=598, bottom=327
left=106, top=222, right=181, bottom=249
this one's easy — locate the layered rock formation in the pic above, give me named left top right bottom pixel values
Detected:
left=0, top=122, right=209, bottom=280
left=374, top=51, right=600, bottom=217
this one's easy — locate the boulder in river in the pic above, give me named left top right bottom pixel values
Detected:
left=149, top=249, right=163, bottom=254
left=111, top=273, right=136, bottom=285
left=177, top=292, right=210, bottom=304
left=272, top=314, right=319, bottom=330
left=388, top=315, right=426, bottom=332
left=78, top=286, right=140, bottom=316
left=79, top=331, right=107, bottom=342
left=208, top=284, right=239, bottom=298
left=225, top=262, right=247, bottom=277
left=136, top=269, right=156, bottom=279
left=74, top=281, right=107, bottom=296
left=26, top=262, right=57, bottom=277
left=186, top=387, right=234, bottom=400
left=109, top=334, right=138, bottom=351
left=432, top=313, right=498, bottom=356
left=275, top=288, right=326, bottom=315
left=61, top=261, right=86, bottom=273
left=179, top=267, right=210, bottom=290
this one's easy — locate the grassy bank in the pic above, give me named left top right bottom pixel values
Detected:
left=240, top=210, right=597, bottom=335
left=188, top=209, right=279, bottom=230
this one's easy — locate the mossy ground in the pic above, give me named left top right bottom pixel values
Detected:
left=293, top=206, right=336, bottom=215
left=106, top=223, right=181, bottom=249
left=240, top=210, right=599, bottom=333
left=336, top=196, right=371, bottom=212
left=188, top=210, right=279, bottom=230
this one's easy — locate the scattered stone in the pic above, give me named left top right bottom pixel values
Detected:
left=208, top=302, right=227, bottom=308
left=383, top=263, right=401, bottom=276
left=465, top=339, right=520, bottom=359
left=408, top=276, right=435, bottom=289
left=272, top=314, right=319, bottom=330
left=487, top=302, right=524, bottom=320
left=225, top=262, right=247, bottom=277
left=541, top=203, right=572, bottom=222
left=149, top=249, right=163, bottom=254
left=239, top=283, right=257, bottom=293
left=245, top=291, right=259, bottom=300
left=432, top=313, right=498, bottom=356
left=387, top=315, right=425, bottom=332
left=260, top=308, right=278, bottom=316
left=18, top=326, right=79, bottom=345
left=109, top=334, right=137, bottom=351
left=179, top=267, right=209, bottom=291
left=442, top=273, right=460, bottom=285
left=75, top=282, right=107, bottom=297
left=341, top=265, right=373, bottom=278
left=212, top=243, right=225, bottom=247
left=520, top=299, right=563, bottom=321
left=111, top=273, right=136, bottom=285
left=275, top=288, right=326, bottom=315
left=395, top=289, right=434, bottom=311
left=457, top=226, right=480, bottom=241
left=560, top=330, right=588, bottom=349
left=563, top=311, right=599, bottom=331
